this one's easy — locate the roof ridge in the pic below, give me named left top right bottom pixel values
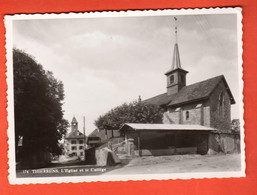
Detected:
left=182, top=75, right=224, bottom=89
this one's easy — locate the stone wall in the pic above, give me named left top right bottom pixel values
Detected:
left=209, top=80, right=231, bottom=131
left=163, top=100, right=211, bottom=127
left=208, top=132, right=240, bottom=154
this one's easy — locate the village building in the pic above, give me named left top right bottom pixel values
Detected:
left=64, top=117, right=86, bottom=160
left=120, top=21, right=240, bottom=156
left=87, top=129, right=121, bottom=148
left=87, top=129, right=102, bottom=148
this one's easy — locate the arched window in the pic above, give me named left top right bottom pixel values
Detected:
left=186, top=111, right=189, bottom=120
left=218, top=92, right=225, bottom=116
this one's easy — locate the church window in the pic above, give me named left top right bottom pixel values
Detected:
left=186, top=111, right=189, bottom=120
left=72, top=146, right=77, bottom=150
left=218, top=92, right=225, bottom=116
left=180, top=75, right=185, bottom=83
left=79, top=140, right=83, bottom=144
left=170, top=75, right=174, bottom=84
left=71, top=140, right=76, bottom=144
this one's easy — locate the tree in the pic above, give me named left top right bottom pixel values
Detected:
left=95, top=100, right=164, bottom=130
left=13, top=49, right=69, bottom=162
left=231, top=119, right=240, bottom=132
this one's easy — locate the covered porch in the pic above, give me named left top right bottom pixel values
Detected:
left=119, top=123, right=215, bottom=156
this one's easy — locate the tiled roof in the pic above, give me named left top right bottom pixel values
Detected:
left=88, top=129, right=121, bottom=141
left=120, top=123, right=216, bottom=131
left=66, top=130, right=85, bottom=139
left=143, top=75, right=235, bottom=107
left=88, top=129, right=103, bottom=138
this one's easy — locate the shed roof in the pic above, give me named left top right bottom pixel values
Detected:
left=120, top=123, right=216, bottom=131
left=88, top=129, right=120, bottom=141
left=143, top=75, right=235, bottom=107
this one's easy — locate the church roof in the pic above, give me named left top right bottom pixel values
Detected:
left=66, top=130, right=85, bottom=139
left=143, top=75, right=235, bottom=107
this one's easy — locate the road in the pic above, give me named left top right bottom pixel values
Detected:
left=103, top=153, right=242, bottom=175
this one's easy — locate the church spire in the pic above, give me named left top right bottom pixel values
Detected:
left=165, top=17, right=188, bottom=96
left=171, top=17, right=182, bottom=70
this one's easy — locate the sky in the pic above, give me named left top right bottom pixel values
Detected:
left=12, top=13, right=241, bottom=135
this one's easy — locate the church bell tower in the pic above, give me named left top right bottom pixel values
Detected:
left=165, top=17, right=188, bottom=96
left=71, top=116, right=78, bottom=132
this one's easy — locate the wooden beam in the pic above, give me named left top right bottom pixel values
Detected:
left=138, top=132, right=141, bottom=157
left=174, top=133, right=177, bottom=154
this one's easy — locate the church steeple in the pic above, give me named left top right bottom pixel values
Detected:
left=165, top=17, right=188, bottom=96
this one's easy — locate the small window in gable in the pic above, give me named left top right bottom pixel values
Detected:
left=186, top=111, right=189, bottom=120
left=196, top=104, right=202, bottom=108
left=175, top=107, right=181, bottom=112
left=170, top=75, right=174, bottom=84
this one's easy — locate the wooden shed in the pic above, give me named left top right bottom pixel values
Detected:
left=119, top=123, right=215, bottom=156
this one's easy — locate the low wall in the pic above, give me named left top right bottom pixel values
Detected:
left=208, top=132, right=240, bottom=154
left=135, top=147, right=197, bottom=156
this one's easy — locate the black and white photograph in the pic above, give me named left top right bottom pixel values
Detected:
left=6, top=8, right=244, bottom=184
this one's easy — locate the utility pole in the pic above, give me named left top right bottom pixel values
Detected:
left=83, top=116, right=86, bottom=150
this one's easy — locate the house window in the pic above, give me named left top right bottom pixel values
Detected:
left=80, top=152, right=83, bottom=156
left=71, top=140, right=76, bottom=144
left=170, top=75, right=174, bottom=84
left=79, top=146, right=83, bottom=150
left=218, top=92, right=225, bottom=116
left=79, top=140, right=83, bottom=144
left=186, top=111, right=189, bottom=120
left=71, top=146, right=77, bottom=150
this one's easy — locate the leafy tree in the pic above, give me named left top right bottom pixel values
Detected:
left=95, top=100, right=164, bottom=130
left=13, top=49, right=69, bottom=162
left=231, top=119, right=240, bottom=132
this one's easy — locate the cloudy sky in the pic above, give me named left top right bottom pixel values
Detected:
left=12, top=13, right=241, bottom=135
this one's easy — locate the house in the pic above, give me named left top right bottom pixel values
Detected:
left=64, top=117, right=86, bottom=160
left=120, top=23, right=239, bottom=156
left=87, top=129, right=121, bottom=148
left=87, top=129, right=102, bottom=148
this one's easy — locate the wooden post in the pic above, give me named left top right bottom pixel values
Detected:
left=105, top=129, right=107, bottom=139
left=174, top=133, right=177, bottom=154
left=138, top=132, right=141, bottom=157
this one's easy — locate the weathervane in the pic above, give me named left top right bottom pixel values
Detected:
left=174, top=17, right=178, bottom=43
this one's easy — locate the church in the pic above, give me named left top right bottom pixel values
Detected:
left=119, top=20, right=239, bottom=156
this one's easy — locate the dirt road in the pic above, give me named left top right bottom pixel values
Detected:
left=103, top=153, right=241, bottom=175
